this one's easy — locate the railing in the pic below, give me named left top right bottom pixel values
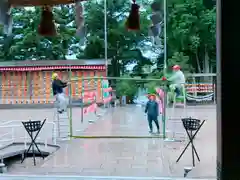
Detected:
left=0, top=121, right=57, bottom=148
left=0, top=175, right=216, bottom=180
left=185, top=73, right=216, bottom=103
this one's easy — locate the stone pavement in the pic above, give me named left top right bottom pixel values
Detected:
left=4, top=105, right=216, bottom=179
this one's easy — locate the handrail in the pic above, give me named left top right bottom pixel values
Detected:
left=0, top=121, right=57, bottom=147
left=0, top=132, right=12, bottom=138
left=0, top=174, right=216, bottom=180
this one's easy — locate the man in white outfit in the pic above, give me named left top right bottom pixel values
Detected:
left=168, top=65, right=185, bottom=97
left=52, top=73, right=69, bottom=114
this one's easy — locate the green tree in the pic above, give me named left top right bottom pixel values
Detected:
left=80, top=0, right=152, bottom=77
left=168, top=52, right=192, bottom=73
left=162, top=0, right=216, bottom=73
left=0, top=6, right=80, bottom=61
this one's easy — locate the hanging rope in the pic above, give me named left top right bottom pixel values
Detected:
left=75, top=0, right=85, bottom=38
left=0, top=1, right=12, bottom=35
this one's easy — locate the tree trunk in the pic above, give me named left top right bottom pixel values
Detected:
left=110, top=58, right=120, bottom=88
left=203, top=46, right=210, bottom=82
left=195, top=50, right=201, bottom=73
left=111, top=58, right=120, bottom=77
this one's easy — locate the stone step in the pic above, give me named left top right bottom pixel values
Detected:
left=56, top=128, right=69, bottom=132
left=57, top=131, right=69, bottom=134
left=54, top=120, right=69, bottom=123
left=55, top=112, right=70, bottom=140
left=56, top=126, right=69, bottom=130
left=57, top=132, right=69, bottom=137
left=57, top=123, right=69, bottom=126
left=55, top=122, right=68, bottom=124
left=56, top=128, right=69, bottom=131
left=57, top=129, right=69, bottom=132
left=53, top=120, right=69, bottom=122
left=58, top=134, right=70, bottom=138
left=58, top=116, right=69, bottom=119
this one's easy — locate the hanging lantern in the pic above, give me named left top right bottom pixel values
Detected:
left=125, top=0, right=140, bottom=31
left=75, top=0, right=86, bottom=43
left=38, top=6, right=57, bottom=37
left=0, top=1, right=12, bottom=36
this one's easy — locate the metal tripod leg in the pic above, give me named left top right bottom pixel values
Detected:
left=176, top=120, right=205, bottom=166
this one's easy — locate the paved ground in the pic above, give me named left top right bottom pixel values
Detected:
left=0, top=107, right=107, bottom=146
left=0, top=105, right=216, bottom=179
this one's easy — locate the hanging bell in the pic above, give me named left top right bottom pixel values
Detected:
left=38, top=6, right=57, bottom=37
left=151, top=1, right=161, bottom=12
left=0, top=1, right=12, bottom=36
left=126, top=0, right=140, bottom=31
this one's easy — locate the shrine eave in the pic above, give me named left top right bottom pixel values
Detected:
left=9, top=0, right=87, bottom=7
left=0, top=65, right=105, bottom=71
left=0, top=59, right=109, bottom=71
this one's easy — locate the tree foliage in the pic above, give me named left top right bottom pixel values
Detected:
left=0, top=0, right=216, bottom=76
left=166, top=0, right=216, bottom=73
left=79, top=0, right=152, bottom=77
left=0, top=6, right=79, bottom=61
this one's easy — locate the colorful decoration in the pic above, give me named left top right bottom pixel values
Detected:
left=0, top=63, right=107, bottom=104
left=156, top=87, right=164, bottom=114
left=102, top=80, right=112, bottom=104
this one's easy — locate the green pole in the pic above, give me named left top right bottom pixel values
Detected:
left=68, top=67, right=73, bottom=137
left=101, top=76, right=103, bottom=104
left=162, top=66, right=167, bottom=139
left=162, top=85, right=167, bottom=138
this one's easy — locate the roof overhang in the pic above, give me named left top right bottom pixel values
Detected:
left=9, top=0, right=87, bottom=7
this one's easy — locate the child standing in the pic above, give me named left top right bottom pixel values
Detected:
left=145, top=94, right=160, bottom=134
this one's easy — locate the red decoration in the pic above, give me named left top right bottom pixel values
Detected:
left=162, top=76, right=167, bottom=81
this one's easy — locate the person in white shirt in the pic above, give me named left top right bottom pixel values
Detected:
left=168, top=65, right=185, bottom=97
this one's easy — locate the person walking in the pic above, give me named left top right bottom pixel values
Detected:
left=145, top=94, right=160, bottom=134
left=52, top=73, right=69, bottom=114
